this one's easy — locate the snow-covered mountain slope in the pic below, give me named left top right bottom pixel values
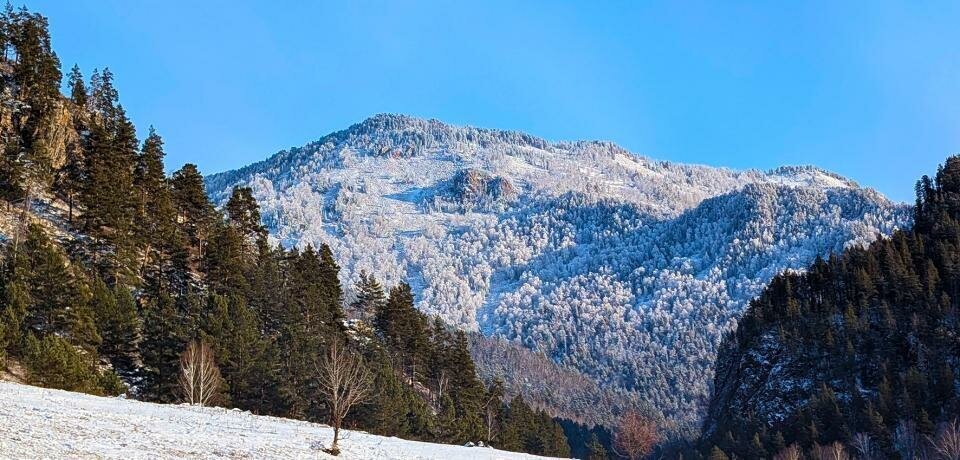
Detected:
left=205, top=114, right=910, bottom=424
left=0, top=381, right=555, bottom=459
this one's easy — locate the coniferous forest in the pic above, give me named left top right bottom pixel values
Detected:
left=0, top=6, right=570, bottom=457
left=695, top=158, right=960, bottom=459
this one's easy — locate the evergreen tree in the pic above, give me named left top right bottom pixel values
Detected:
left=67, top=64, right=86, bottom=107
left=134, top=127, right=180, bottom=280
left=80, top=101, right=140, bottom=282
left=201, top=294, right=274, bottom=414
left=350, top=270, right=385, bottom=322
left=275, top=245, right=345, bottom=420
left=89, top=277, right=139, bottom=376
left=203, top=222, right=250, bottom=297
left=88, top=67, right=118, bottom=121
left=587, top=433, right=608, bottom=460
left=447, top=330, right=486, bottom=442
left=139, top=292, right=187, bottom=403
left=377, top=282, right=429, bottom=378
left=225, top=186, right=266, bottom=250
left=247, top=242, right=284, bottom=335
left=8, top=224, right=99, bottom=351
left=0, top=6, right=61, bottom=202
left=170, top=164, right=216, bottom=262
left=21, top=333, right=123, bottom=396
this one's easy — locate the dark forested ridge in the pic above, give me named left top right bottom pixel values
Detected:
left=700, top=158, right=960, bottom=459
left=0, top=5, right=571, bottom=457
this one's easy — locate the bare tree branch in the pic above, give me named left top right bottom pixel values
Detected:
left=178, top=339, right=223, bottom=407
left=612, top=411, right=661, bottom=460
left=929, top=419, right=960, bottom=460
left=315, top=341, right=373, bottom=456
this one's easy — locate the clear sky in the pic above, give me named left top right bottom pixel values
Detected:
left=25, top=0, right=960, bottom=202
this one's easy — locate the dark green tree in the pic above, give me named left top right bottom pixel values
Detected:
left=170, top=163, right=216, bottom=263
left=225, top=186, right=266, bottom=250
left=350, top=270, right=385, bottom=322
left=89, top=277, right=140, bottom=376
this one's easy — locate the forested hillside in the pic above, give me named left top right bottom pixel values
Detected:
left=206, top=112, right=909, bottom=427
left=0, top=6, right=571, bottom=457
left=700, top=158, right=960, bottom=459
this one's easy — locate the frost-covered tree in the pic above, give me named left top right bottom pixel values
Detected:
left=206, top=114, right=909, bottom=425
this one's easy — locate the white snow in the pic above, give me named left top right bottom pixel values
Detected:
left=0, top=381, right=558, bottom=460
left=204, top=114, right=911, bottom=423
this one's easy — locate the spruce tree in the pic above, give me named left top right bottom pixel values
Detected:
left=201, top=294, right=274, bottom=414
left=134, top=127, right=179, bottom=277
left=170, top=164, right=216, bottom=262
left=89, top=277, right=140, bottom=377
left=80, top=100, right=139, bottom=281
left=203, top=223, right=250, bottom=297
left=139, top=292, right=187, bottom=403
left=377, top=282, right=428, bottom=378
left=67, top=64, right=86, bottom=108
left=448, top=330, right=486, bottom=442
left=350, top=270, right=385, bottom=322
left=225, top=186, right=266, bottom=250
left=276, top=245, right=345, bottom=419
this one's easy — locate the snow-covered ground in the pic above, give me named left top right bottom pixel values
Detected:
left=0, top=382, right=558, bottom=459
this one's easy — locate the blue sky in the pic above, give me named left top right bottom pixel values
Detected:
left=27, top=0, right=960, bottom=202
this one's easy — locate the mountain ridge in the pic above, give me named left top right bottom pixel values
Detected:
left=208, top=114, right=872, bottom=200
left=204, top=114, right=910, bottom=428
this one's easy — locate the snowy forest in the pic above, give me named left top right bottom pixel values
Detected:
left=207, top=113, right=909, bottom=428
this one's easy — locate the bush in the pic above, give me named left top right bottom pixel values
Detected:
left=21, top=333, right=121, bottom=396
left=97, top=369, right=126, bottom=396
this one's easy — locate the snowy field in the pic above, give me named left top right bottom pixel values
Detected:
left=0, top=382, right=559, bottom=459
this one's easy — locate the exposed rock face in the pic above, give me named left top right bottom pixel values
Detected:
left=703, top=331, right=810, bottom=438
left=35, top=100, right=79, bottom=170
left=0, top=67, right=80, bottom=174
left=443, top=168, right=517, bottom=211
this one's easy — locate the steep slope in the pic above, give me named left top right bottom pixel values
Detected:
left=206, top=114, right=910, bottom=424
left=701, top=157, right=960, bottom=458
left=0, top=381, right=556, bottom=459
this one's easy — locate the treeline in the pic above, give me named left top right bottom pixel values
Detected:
left=697, top=157, right=960, bottom=458
left=0, top=5, right=569, bottom=457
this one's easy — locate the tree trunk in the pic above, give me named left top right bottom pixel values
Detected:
left=331, top=424, right=340, bottom=454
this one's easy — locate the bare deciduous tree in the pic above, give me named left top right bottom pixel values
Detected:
left=813, top=442, right=851, bottom=460
left=316, top=341, right=373, bottom=456
left=852, top=432, right=878, bottom=460
left=930, top=419, right=960, bottom=460
left=178, top=339, right=224, bottom=407
left=432, top=368, right=449, bottom=412
left=773, top=444, right=802, bottom=460
left=612, top=411, right=661, bottom=460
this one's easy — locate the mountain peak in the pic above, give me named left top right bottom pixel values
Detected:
left=765, top=164, right=860, bottom=189
left=204, top=114, right=909, bottom=427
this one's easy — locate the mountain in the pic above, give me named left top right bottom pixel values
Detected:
left=700, top=157, right=960, bottom=459
left=205, top=114, right=910, bottom=426
left=0, top=381, right=557, bottom=459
